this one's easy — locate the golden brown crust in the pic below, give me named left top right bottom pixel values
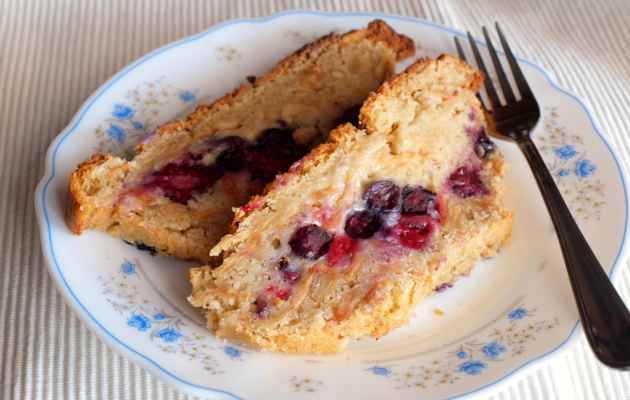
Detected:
left=66, top=154, right=113, bottom=234
left=360, top=54, right=483, bottom=134
left=135, top=20, right=414, bottom=158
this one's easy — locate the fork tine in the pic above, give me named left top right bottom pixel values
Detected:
left=466, top=31, right=501, bottom=109
left=454, top=37, right=490, bottom=112
left=482, top=26, right=516, bottom=104
left=495, top=23, right=534, bottom=99
left=454, top=36, right=466, bottom=61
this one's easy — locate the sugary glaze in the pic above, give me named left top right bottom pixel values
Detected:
left=188, top=55, right=513, bottom=353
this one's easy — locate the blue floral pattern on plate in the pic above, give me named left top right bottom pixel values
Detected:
left=538, top=106, right=605, bottom=220
left=368, top=306, right=559, bottom=389
left=289, top=376, right=324, bottom=393
left=94, top=77, right=199, bottom=154
left=98, top=260, right=227, bottom=374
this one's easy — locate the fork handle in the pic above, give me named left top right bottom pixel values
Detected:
left=518, top=135, right=630, bottom=369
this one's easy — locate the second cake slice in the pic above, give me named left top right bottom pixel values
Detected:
left=189, top=55, right=513, bottom=353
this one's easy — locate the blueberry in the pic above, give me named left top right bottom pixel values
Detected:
left=255, top=128, right=301, bottom=159
left=364, top=180, right=401, bottom=211
left=247, top=128, right=307, bottom=181
left=246, top=150, right=292, bottom=181
left=254, top=296, right=269, bottom=318
left=277, top=258, right=301, bottom=284
left=475, top=132, right=496, bottom=159
left=289, top=224, right=333, bottom=259
left=401, top=186, right=438, bottom=218
left=449, top=167, right=487, bottom=198
left=344, top=210, right=382, bottom=239
left=216, top=146, right=247, bottom=172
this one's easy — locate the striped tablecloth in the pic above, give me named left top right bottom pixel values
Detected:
left=2, top=0, right=629, bottom=398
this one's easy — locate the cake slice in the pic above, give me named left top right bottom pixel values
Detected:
left=66, top=20, right=414, bottom=261
left=188, top=55, right=513, bottom=353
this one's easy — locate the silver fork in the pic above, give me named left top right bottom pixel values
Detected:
left=455, top=24, right=630, bottom=369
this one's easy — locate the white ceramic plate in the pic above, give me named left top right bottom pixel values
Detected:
left=34, top=11, right=629, bottom=400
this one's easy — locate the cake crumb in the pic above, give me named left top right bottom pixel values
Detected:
left=434, top=308, right=444, bottom=316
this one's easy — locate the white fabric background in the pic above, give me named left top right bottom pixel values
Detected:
left=2, top=0, right=630, bottom=399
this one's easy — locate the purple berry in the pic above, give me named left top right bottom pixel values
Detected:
left=435, top=282, right=453, bottom=292
left=402, top=186, right=438, bottom=218
left=247, top=128, right=308, bottom=181
left=289, top=224, right=333, bottom=259
left=449, top=167, right=487, bottom=198
left=216, top=146, right=247, bottom=172
left=364, top=180, right=401, bottom=211
left=344, top=210, right=381, bottom=239
left=277, top=258, right=301, bottom=284
left=255, top=128, right=301, bottom=159
left=474, top=132, right=496, bottom=159
left=246, top=150, right=292, bottom=181
left=254, top=296, right=269, bottom=318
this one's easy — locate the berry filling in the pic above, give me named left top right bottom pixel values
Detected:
left=140, top=156, right=223, bottom=204
left=327, top=235, right=358, bottom=266
left=401, top=186, right=438, bottom=218
left=344, top=210, right=382, bottom=239
left=265, top=285, right=291, bottom=301
left=134, top=128, right=311, bottom=204
left=289, top=224, right=333, bottom=260
left=364, top=180, right=401, bottom=211
left=391, top=215, right=436, bottom=250
left=448, top=166, right=488, bottom=198
left=251, top=120, right=497, bottom=316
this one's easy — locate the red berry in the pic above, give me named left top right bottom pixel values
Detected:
left=392, top=215, right=436, bottom=250
left=143, top=161, right=221, bottom=204
left=264, top=285, right=291, bottom=301
left=327, top=235, right=357, bottom=266
left=275, top=287, right=291, bottom=301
